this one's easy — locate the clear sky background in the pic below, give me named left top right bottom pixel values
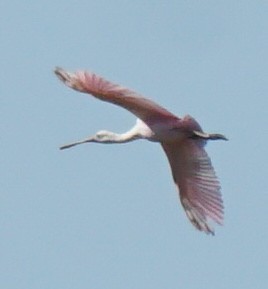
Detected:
left=1, top=1, right=268, bottom=289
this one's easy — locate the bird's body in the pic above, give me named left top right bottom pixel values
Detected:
left=55, top=67, right=227, bottom=235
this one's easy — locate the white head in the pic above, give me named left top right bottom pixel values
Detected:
left=95, top=130, right=119, bottom=143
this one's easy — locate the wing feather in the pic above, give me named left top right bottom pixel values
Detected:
left=161, top=140, right=224, bottom=235
left=55, top=67, right=178, bottom=123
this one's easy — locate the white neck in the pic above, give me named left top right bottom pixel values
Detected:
left=96, top=129, right=141, bottom=144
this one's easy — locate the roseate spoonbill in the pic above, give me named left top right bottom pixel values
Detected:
left=54, top=67, right=227, bottom=235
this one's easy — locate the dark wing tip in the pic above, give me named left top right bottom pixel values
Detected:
left=54, top=67, right=86, bottom=92
left=183, top=199, right=216, bottom=235
left=54, top=66, right=71, bottom=84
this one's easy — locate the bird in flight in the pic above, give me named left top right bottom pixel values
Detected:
left=55, top=67, right=227, bottom=235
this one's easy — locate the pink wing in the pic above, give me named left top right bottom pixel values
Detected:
left=54, top=67, right=178, bottom=124
left=162, top=140, right=224, bottom=235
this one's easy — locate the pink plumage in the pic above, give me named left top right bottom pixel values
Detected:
left=55, top=67, right=227, bottom=235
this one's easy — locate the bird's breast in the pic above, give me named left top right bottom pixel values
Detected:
left=135, top=118, right=188, bottom=143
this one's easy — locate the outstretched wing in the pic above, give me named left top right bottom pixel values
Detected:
left=54, top=67, right=178, bottom=124
left=162, top=140, right=224, bottom=235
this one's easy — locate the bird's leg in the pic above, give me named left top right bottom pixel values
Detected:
left=192, top=131, right=228, bottom=141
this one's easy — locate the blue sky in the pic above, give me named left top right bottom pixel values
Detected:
left=1, top=1, right=268, bottom=288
